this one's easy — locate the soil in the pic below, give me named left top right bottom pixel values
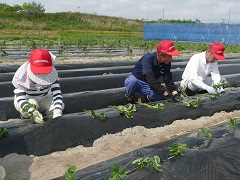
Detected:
left=0, top=54, right=239, bottom=180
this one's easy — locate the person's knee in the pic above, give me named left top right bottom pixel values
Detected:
left=28, top=99, right=39, bottom=109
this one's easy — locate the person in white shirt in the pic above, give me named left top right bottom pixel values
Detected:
left=12, top=49, right=64, bottom=123
left=180, top=42, right=225, bottom=96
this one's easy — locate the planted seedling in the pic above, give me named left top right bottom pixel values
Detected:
left=109, top=163, right=126, bottom=180
left=0, top=127, right=9, bottom=140
left=181, top=97, right=201, bottom=108
left=22, top=103, right=42, bottom=123
left=139, top=103, right=165, bottom=111
left=178, top=87, right=189, bottom=99
left=64, top=164, right=76, bottom=180
left=197, top=127, right=214, bottom=138
left=227, top=118, right=240, bottom=133
left=168, top=143, right=190, bottom=156
left=87, top=110, right=106, bottom=121
left=110, top=104, right=136, bottom=119
left=132, top=156, right=162, bottom=172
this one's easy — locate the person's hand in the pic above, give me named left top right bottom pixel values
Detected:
left=205, top=86, right=217, bottom=94
left=173, top=94, right=182, bottom=102
left=53, top=109, right=62, bottom=119
left=32, top=110, right=44, bottom=124
left=216, top=87, right=225, bottom=93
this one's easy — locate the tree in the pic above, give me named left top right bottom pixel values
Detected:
left=22, top=1, right=45, bottom=13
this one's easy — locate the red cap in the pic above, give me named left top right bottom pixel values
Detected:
left=29, top=49, right=53, bottom=74
left=209, top=42, right=225, bottom=60
left=156, top=40, right=180, bottom=56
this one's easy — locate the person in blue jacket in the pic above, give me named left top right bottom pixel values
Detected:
left=124, top=40, right=181, bottom=104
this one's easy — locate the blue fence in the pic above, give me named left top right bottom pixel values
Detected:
left=144, top=23, right=240, bottom=44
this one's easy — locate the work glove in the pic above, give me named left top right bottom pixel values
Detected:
left=165, top=94, right=181, bottom=103
left=31, top=110, right=44, bottom=124
left=205, top=86, right=217, bottom=94
left=27, top=107, right=44, bottom=124
left=53, top=109, right=62, bottom=119
left=216, top=87, right=225, bottom=93
left=173, top=94, right=182, bottom=102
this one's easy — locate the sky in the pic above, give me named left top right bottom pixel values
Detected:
left=4, top=0, right=240, bottom=23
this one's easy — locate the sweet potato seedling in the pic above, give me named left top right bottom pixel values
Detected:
left=87, top=110, right=106, bottom=121
left=132, top=156, right=162, bottom=172
left=139, top=103, right=165, bottom=111
left=110, top=104, right=136, bottom=119
left=64, top=164, right=76, bottom=180
left=181, top=97, right=201, bottom=108
left=197, top=127, right=214, bottom=138
left=168, top=143, right=190, bottom=156
left=227, top=118, right=240, bottom=133
left=22, top=103, right=42, bottom=123
left=109, top=163, right=126, bottom=180
left=0, top=127, right=9, bottom=140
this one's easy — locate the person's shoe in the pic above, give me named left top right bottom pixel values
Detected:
left=124, top=94, right=135, bottom=104
left=138, top=95, right=151, bottom=103
left=185, top=87, right=197, bottom=96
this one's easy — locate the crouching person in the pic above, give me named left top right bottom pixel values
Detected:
left=12, top=49, right=64, bottom=123
left=180, top=42, right=226, bottom=96
left=124, top=40, right=181, bottom=104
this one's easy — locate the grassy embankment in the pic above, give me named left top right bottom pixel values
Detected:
left=0, top=12, right=240, bottom=54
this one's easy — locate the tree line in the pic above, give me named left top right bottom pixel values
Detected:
left=0, top=1, right=45, bottom=13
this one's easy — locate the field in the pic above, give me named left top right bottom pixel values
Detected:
left=1, top=12, right=240, bottom=180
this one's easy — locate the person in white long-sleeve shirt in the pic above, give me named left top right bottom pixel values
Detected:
left=12, top=49, right=64, bottom=123
left=180, top=42, right=225, bottom=96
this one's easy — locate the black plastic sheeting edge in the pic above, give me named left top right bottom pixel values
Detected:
left=0, top=87, right=125, bottom=121
left=1, top=88, right=240, bottom=158
left=0, top=55, right=239, bottom=73
left=54, top=123, right=240, bottom=180
left=1, top=63, right=240, bottom=98
left=1, top=73, right=240, bottom=121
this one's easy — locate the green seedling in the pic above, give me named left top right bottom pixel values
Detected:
left=109, top=163, right=126, bottom=180
left=213, top=79, right=231, bottom=89
left=0, top=127, right=9, bottom=140
left=227, top=118, right=240, bottom=132
left=197, top=127, right=214, bottom=138
left=22, top=103, right=42, bottom=123
left=110, top=104, right=136, bottom=119
left=139, top=103, right=165, bottom=111
left=168, top=143, right=190, bottom=156
left=87, top=110, right=106, bottom=121
left=132, top=156, right=162, bottom=172
left=181, top=97, right=201, bottom=108
left=64, top=164, right=76, bottom=180
left=178, top=87, right=189, bottom=99
left=203, top=92, right=221, bottom=99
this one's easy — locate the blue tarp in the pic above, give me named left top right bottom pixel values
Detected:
left=144, top=23, right=240, bottom=44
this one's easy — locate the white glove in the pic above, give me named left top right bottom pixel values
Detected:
left=217, top=87, right=225, bottom=93
left=53, top=109, right=62, bottom=119
left=205, top=86, right=217, bottom=94
left=32, top=110, right=44, bottom=124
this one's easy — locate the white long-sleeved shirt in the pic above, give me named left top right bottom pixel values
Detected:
left=181, top=51, right=221, bottom=89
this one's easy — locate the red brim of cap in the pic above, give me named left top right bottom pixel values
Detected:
left=30, top=64, right=52, bottom=74
left=165, top=50, right=180, bottom=56
left=213, top=53, right=225, bottom=60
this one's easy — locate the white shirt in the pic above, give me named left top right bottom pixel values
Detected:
left=181, top=51, right=221, bottom=89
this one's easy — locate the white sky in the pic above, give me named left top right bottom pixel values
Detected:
left=4, top=0, right=240, bottom=23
